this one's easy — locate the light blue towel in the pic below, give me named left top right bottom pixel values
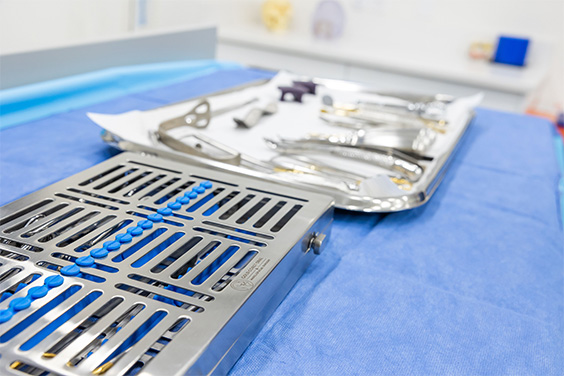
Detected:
left=0, top=60, right=241, bottom=130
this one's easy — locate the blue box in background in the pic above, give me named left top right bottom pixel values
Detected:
left=493, top=36, right=530, bottom=66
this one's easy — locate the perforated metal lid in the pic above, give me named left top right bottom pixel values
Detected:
left=0, top=152, right=333, bottom=375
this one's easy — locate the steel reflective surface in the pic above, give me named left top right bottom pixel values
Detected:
left=101, top=75, right=473, bottom=213
left=0, top=152, right=333, bottom=376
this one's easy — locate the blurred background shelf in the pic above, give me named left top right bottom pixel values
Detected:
left=217, top=25, right=554, bottom=112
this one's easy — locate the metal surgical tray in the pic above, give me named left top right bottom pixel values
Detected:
left=101, top=75, right=474, bottom=213
left=0, top=152, right=333, bottom=375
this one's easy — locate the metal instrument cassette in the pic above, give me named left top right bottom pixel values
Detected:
left=0, top=152, right=333, bottom=375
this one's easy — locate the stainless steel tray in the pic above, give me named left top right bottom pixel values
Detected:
left=0, top=152, right=333, bottom=375
left=101, top=75, right=474, bottom=213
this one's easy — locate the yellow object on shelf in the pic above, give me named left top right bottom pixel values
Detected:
left=262, top=0, right=293, bottom=32
left=468, top=41, right=494, bottom=60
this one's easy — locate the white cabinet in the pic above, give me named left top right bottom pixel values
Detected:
left=217, top=28, right=550, bottom=113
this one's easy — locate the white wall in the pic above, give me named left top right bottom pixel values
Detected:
left=0, top=0, right=562, bottom=112
left=2, top=0, right=562, bottom=53
left=0, top=0, right=133, bottom=54
left=138, top=0, right=564, bottom=44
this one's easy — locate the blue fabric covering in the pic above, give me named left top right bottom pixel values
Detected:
left=0, top=66, right=562, bottom=375
left=555, top=136, right=564, bottom=228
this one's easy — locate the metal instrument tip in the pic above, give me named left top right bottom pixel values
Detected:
left=92, top=362, right=114, bottom=375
